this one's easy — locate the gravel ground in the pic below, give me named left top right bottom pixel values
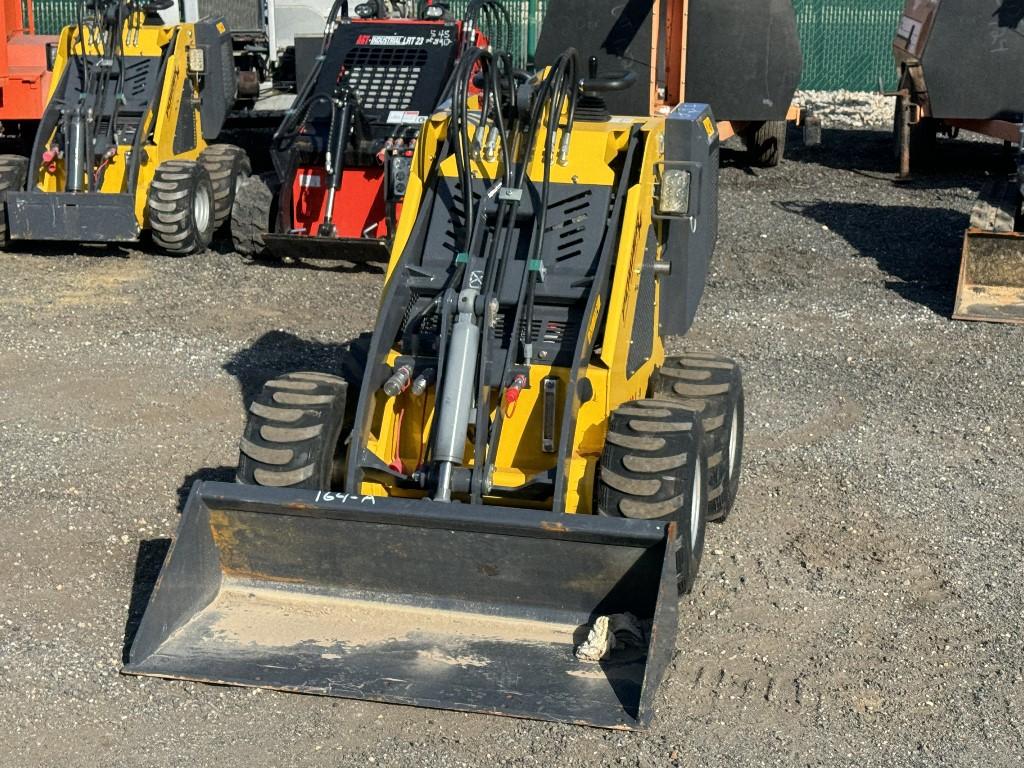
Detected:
left=2, top=127, right=1023, bottom=767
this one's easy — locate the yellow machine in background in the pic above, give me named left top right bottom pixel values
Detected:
left=0, top=0, right=249, bottom=253
left=125, top=47, right=746, bottom=729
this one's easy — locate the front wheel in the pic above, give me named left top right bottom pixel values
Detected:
left=148, top=160, right=215, bottom=255
left=596, top=398, right=709, bottom=595
left=236, top=372, right=351, bottom=489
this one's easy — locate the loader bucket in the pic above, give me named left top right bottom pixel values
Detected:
left=123, top=482, right=679, bottom=729
left=262, top=233, right=389, bottom=263
left=953, top=229, right=1024, bottom=324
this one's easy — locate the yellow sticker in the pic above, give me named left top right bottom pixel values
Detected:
left=216, top=21, right=226, bottom=34
left=702, top=115, right=715, bottom=137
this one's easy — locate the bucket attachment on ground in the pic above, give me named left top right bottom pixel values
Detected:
left=261, top=233, right=389, bottom=263
left=124, top=482, right=679, bottom=729
left=953, top=173, right=1024, bottom=324
left=955, top=229, right=1024, bottom=324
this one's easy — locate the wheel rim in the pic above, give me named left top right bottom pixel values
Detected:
left=690, top=460, right=702, bottom=551
left=728, top=402, right=739, bottom=478
left=194, top=181, right=211, bottom=232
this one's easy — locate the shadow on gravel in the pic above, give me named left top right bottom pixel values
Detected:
left=153, top=329, right=374, bottom=525
left=176, top=465, right=237, bottom=512
left=243, top=254, right=389, bottom=275
left=784, top=126, right=1012, bottom=187
left=777, top=200, right=965, bottom=315
left=121, top=538, right=172, bottom=663
left=222, top=330, right=372, bottom=409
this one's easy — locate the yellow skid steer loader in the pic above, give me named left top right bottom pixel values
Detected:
left=0, top=0, right=249, bottom=254
left=124, top=45, right=746, bottom=728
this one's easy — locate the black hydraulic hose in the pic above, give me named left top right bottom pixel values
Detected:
left=502, top=52, right=576, bottom=368
left=102, top=1, right=124, bottom=152
left=475, top=56, right=578, bottom=475
left=523, top=57, right=576, bottom=351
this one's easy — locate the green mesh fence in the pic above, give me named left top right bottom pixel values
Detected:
left=31, top=0, right=78, bottom=34
left=446, top=0, right=546, bottom=66
left=793, top=0, right=904, bottom=91
left=27, top=0, right=907, bottom=91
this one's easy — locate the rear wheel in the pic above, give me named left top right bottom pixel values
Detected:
left=596, top=399, right=708, bottom=595
left=652, top=354, right=744, bottom=524
left=237, top=372, right=350, bottom=489
left=231, top=174, right=274, bottom=259
left=198, top=143, right=251, bottom=231
left=0, top=154, right=29, bottom=249
left=743, top=121, right=788, bottom=168
left=148, top=160, right=215, bottom=255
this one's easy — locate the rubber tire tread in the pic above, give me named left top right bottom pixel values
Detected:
left=231, top=174, right=274, bottom=258
left=198, top=143, right=251, bottom=230
left=745, top=121, right=788, bottom=168
left=148, top=160, right=215, bottom=255
left=652, top=354, right=744, bottom=524
left=237, top=372, right=349, bottom=489
left=597, top=398, right=709, bottom=596
left=0, top=154, right=29, bottom=249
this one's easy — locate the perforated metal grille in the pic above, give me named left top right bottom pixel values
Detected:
left=343, top=48, right=429, bottom=112
left=198, top=0, right=262, bottom=32
left=546, top=190, right=594, bottom=265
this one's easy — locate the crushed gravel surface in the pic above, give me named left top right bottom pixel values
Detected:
left=796, top=90, right=895, bottom=129
left=1, top=128, right=1023, bottom=767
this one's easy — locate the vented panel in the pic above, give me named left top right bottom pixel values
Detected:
left=546, top=190, right=594, bottom=266
left=198, top=0, right=262, bottom=32
left=343, top=47, right=429, bottom=112
left=122, top=59, right=154, bottom=102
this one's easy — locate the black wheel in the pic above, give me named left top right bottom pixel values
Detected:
left=198, top=143, right=251, bottom=230
left=597, top=399, right=708, bottom=595
left=0, top=154, right=29, bottom=249
left=148, top=160, right=215, bottom=255
left=743, top=121, right=787, bottom=168
left=652, top=354, right=744, bottom=524
left=231, top=174, right=274, bottom=259
left=237, top=372, right=351, bottom=489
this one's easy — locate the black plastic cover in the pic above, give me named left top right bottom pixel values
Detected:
left=535, top=0, right=801, bottom=120
left=896, top=0, right=1024, bottom=119
left=659, top=102, right=719, bottom=336
left=194, top=16, right=236, bottom=140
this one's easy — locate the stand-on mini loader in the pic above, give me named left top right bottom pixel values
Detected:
left=0, top=0, right=250, bottom=254
left=892, top=0, right=1024, bottom=322
left=125, top=14, right=746, bottom=731
left=230, top=0, right=506, bottom=262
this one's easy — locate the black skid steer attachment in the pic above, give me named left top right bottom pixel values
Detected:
left=124, top=482, right=680, bottom=729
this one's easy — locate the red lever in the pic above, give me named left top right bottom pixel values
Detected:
left=503, top=374, right=528, bottom=418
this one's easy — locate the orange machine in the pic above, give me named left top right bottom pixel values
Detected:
left=0, top=0, right=53, bottom=140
